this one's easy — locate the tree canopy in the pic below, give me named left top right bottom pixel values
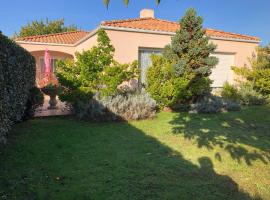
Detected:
left=15, top=18, right=78, bottom=38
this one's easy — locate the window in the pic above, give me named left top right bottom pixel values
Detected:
left=139, top=49, right=162, bottom=83
left=40, top=58, right=59, bottom=74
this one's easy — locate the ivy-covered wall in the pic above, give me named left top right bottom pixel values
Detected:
left=0, top=32, right=36, bottom=145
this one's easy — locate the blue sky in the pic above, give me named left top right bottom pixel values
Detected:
left=0, top=0, right=269, bottom=45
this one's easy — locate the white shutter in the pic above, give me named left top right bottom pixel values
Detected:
left=210, top=53, right=235, bottom=87
left=139, top=49, right=162, bottom=83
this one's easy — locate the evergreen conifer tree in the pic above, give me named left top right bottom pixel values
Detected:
left=164, top=8, right=218, bottom=101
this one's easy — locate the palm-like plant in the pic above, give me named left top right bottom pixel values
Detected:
left=103, top=0, right=161, bottom=8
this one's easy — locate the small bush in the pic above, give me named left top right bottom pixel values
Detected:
left=73, top=92, right=157, bottom=121
left=223, top=99, right=241, bottom=111
left=190, top=95, right=241, bottom=114
left=193, top=95, right=224, bottom=114
left=238, top=84, right=266, bottom=105
left=23, top=87, right=44, bottom=119
left=221, top=82, right=240, bottom=101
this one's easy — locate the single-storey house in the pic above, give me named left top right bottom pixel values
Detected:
left=15, top=9, right=260, bottom=87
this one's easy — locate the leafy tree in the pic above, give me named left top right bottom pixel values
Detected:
left=103, top=0, right=160, bottom=8
left=56, top=29, right=114, bottom=103
left=232, top=45, right=270, bottom=96
left=147, top=8, right=218, bottom=108
left=15, top=18, right=77, bottom=38
left=56, top=29, right=138, bottom=104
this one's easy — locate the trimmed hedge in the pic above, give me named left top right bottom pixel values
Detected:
left=0, top=32, right=36, bottom=145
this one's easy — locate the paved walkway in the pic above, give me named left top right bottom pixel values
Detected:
left=34, top=95, right=71, bottom=117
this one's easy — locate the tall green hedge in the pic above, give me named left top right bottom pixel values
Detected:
left=0, top=32, right=36, bottom=145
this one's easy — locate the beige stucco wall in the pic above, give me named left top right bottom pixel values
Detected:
left=212, top=39, right=258, bottom=67
left=103, top=29, right=258, bottom=67
left=106, top=30, right=172, bottom=64
left=75, top=33, right=98, bottom=53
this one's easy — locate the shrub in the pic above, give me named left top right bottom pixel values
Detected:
left=232, top=44, right=270, bottom=96
left=73, top=92, right=157, bottom=121
left=193, top=95, right=224, bottom=114
left=223, top=99, right=241, bottom=111
left=238, top=84, right=266, bottom=105
left=23, top=87, right=44, bottom=119
left=147, top=8, right=218, bottom=109
left=100, top=61, right=139, bottom=97
left=221, top=82, right=240, bottom=101
left=190, top=95, right=241, bottom=114
left=0, top=32, right=36, bottom=145
left=146, top=55, right=192, bottom=108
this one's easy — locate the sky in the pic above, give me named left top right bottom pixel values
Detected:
left=0, top=0, right=269, bottom=45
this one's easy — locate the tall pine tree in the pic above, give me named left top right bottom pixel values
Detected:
left=164, top=8, right=218, bottom=101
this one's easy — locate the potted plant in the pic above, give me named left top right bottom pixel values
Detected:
left=41, top=83, right=60, bottom=109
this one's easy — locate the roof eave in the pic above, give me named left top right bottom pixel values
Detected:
left=101, top=25, right=261, bottom=44
left=15, top=40, right=75, bottom=47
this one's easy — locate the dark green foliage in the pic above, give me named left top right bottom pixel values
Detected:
left=0, top=32, right=36, bottom=145
left=74, top=92, right=156, bottom=121
left=147, top=8, right=218, bottom=108
left=23, top=87, right=44, bottom=119
left=15, top=18, right=77, bottom=38
left=41, top=83, right=60, bottom=97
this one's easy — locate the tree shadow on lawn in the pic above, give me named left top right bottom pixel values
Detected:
left=169, top=107, right=270, bottom=166
left=0, top=116, right=262, bottom=199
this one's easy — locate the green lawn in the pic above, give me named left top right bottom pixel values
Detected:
left=0, top=106, right=270, bottom=200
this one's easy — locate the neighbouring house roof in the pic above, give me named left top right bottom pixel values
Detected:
left=101, top=18, right=260, bottom=42
left=15, top=31, right=89, bottom=45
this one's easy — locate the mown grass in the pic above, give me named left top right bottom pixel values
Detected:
left=0, top=106, right=269, bottom=199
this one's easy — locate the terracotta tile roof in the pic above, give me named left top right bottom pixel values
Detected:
left=15, top=31, right=89, bottom=45
left=102, top=18, right=260, bottom=41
